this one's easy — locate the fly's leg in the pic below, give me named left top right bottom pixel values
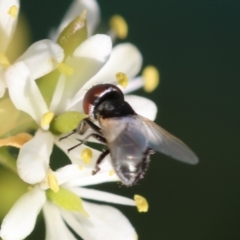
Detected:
left=67, top=133, right=106, bottom=153
left=60, top=117, right=103, bottom=141
left=59, top=129, right=77, bottom=141
left=79, top=118, right=102, bottom=134
left=92, top=149, right=110, bottom=175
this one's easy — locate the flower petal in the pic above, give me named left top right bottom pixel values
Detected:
left=57, top=34, right=112, bottom=112
left=125, top=95, right=158, bottom=121
left=65, top=168, right=119, bottom=187
left=55, top=0, right=100, bottom=39
left=0, top=186, right=46, bottom=240
left=68, top=43, right=142, bottom=110
left=60, top=209, right=95, bottom=240
left=43, top=201, right=77, bottom=240
left=76, top=201, right=137, bottom=240
left=5, top=61, right=49, bottom=123
left=41, top=164, right=82, bottom=190
left=55, top=136, right=119, bottom=185
left=17, top=40, right=64, bottom=80
left=72, top=187, right=136, bottom=206
left=17, top=129, right=54, bottom=184
left=0, top=69, right=6, bottom=97
left=0, top=0, right=19, bottom=52
left=120, top=76, right=144, bottom=94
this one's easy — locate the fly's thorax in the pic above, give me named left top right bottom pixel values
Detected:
left=98, top=117, right=127, bottom=142
left=95, top=99, right=135, bottom=119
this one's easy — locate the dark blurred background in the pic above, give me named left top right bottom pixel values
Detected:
left=16, top=0, right=240, bottom=239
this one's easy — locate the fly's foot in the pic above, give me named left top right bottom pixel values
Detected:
left=92, top=166, right=100, bottom=175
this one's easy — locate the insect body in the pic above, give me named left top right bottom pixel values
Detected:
left=62, top=84, right=198, bottom=186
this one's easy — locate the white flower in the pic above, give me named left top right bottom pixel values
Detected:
left=5, top=29, right=157, bottom=184
left=1, top=1, right=157, bottom=239
left=52, top=0, right=159, bottom=109
left=0, top=0, right=19, bottom=97
left=0, top=0, right=65, bottom=99
left=0, top=164, right=142, bottom=240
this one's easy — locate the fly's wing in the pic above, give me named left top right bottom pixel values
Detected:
left=100, top=116, right=148, bottom=162
left=137, top=115, right=199, bottom=164
left=99, top=116, right=149, bottom=185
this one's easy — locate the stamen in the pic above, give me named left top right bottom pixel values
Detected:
left=57, top=62, right=74, bottom=76
left=134, top=194, right=149, bottom=212
left=109, top=15, right=128, bottom=39
left=78, top=165, right=84, bottom=170
left=142, top=66, right=160, bottom=92
left=116, top=72, right=128, bottom=88
left=81, top=148, right=93, bottom=164
left=0, top=133, right=32, bottom=148
left=8, top=5, right=18, bottom=18
left=0, top=52, right=10, bottom=68
left=47, top=171, right=59, bottom=193
left=41, top=112, right=55, bottom=130
left=109, top=170, right=115, bottom=176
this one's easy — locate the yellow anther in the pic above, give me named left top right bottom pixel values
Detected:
left=109, top=170, right=115, bottom=176
left=81, top=148, right=93, bottom=165
left=57, top=62, right=74, bottom=76
left=41, top=112, right=55, bottom=130
left=142, top=66, right=160, bottom=92
left=8, top=5, right=18, bottom=18
left=0, top=133, right=32, bottom=148
left=134, top=194, right=149, bottom=212
left=0, top=52, right=10, bottom=68
left=109, top=15, right=128, bottom=39
left=78, top=165, right=84, bottom=170
left=47, top=172, right=59, bottom=193
left=116, top=72, right=128, bottom=88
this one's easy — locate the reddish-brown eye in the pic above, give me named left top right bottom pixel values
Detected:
left=83, top=84, right=124, bottom=116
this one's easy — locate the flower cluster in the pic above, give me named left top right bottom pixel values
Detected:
left=0, top=0, right=159, bottom=239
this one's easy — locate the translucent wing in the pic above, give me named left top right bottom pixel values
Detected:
left=99, top=116, right=149, bottom=186
left=137, top=115, right=199, bottom=164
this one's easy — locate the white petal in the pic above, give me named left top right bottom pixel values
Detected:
left=0, top=186, right=46, bottom=240
left=43, top=201, right=77, bottom=240
left=40, top=164, right=82, bottom=190
left=55, top=136, right=119, bottom=186
left=57, top=34, right=112, bottom=112
left=54, top=0, right=100, bottom=40
left=67, top=43, right=142, bottom=110
left=0, top=68, right=6, bottom=97
left=65, top=169, right=119, bottom=187
left=17, top=40, right=64, bottom=80
left=120, top=76, right=144, bottom=94
left=125, top=95, right=158, bottom=121
left=56, top=134, right=108, bottom=166
left=17, top=129, right=54, bottom=184
left=60, top=209, right=95, bottom=240
left=5, top=61, right=49, bottom=123
left=72, top=187, right=136, bottom=206
left=0, top=0, right=19, bottom=52
left=76, top=201, right=137, bottom=240
left=49, top=74, right=66, bottom=113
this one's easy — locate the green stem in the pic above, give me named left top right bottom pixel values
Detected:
left=0, top=147, right=17, bottom=173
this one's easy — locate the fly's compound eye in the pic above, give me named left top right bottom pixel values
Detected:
left=83, top=84, right=124, bottom=118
